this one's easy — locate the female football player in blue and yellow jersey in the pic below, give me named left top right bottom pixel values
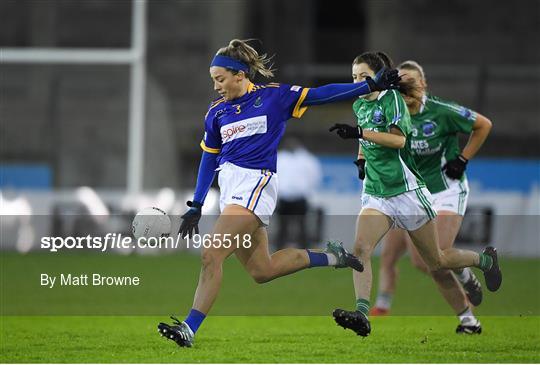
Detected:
left=328, top=52, right=501, bottom=337
left=369, top=60, right=492, bottom=334
left=157, top=39, right=401, bottom=347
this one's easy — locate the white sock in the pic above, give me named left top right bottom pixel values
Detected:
left=326, top=253, right=337, bottom=266
left=458, top=307, right=479, bottom=325
left=375, top=293, right=393, bottom=310
left=454, top=268, right=471, bottom=284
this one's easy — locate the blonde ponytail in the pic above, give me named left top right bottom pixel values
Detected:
left=398, top=60, right=426, bottom=81
left=216, top=39, right=275, bottom=80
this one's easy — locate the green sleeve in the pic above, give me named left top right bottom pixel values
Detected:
left=439, top=99, right=477, bottom=134
left=383, top=90, right=411, bottom=136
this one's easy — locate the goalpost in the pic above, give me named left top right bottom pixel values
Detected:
left=0, top=0, right=148, bottom=196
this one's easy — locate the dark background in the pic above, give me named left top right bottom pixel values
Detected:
left=1, top=0, right=539, bottom=189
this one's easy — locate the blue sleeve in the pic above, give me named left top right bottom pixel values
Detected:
left=193, top=151, right=218, bottom=205
left=278, top=84, right=310, bottom=119
left=278, top=81, right=372, bottom=119
left=303, top=81, right=371, bottom=106
left=200, top=100, right=223, bottom=153
left=193, top=100, right=223, bottom=204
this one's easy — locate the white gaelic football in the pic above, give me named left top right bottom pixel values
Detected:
left=132, top=207, right=172, bottom=240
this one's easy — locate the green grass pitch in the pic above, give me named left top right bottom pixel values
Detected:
left=1, top=252, right=539, bottom=362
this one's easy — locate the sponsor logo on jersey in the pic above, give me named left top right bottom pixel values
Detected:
left=220, top=115, right=268, bottom=144
left=215, top=109, right=227, bottom=119
left=459, top=107, right=472, bottom=120
left=422, top=121, right=437, bottom=137
left=372, top=109, right=385, bottom=125
left=253, top=97, right=263, bottom=108
left=411, top=140, right=430, bottom=150
left=411, top=141, right=442, bottom=156
left=290, top=85, right=301, bottom=92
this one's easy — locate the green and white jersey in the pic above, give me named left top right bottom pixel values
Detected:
left=409, top=95, right=476, bottom=194
left=353, top=89, right=426, bottom=197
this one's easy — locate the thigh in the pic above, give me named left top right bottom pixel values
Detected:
left=355, top=208, right=394, bottom=253
left=407, top=219, right=442, bottom=270
left=381, top=228, right=408, bottom=264
left=205, top=204, right=261, bottom=261
left=406, top=233, right=429, bottom=272
left=435, top=212, right=463, bottom=250
left=234, top=226, right=272, bottom=272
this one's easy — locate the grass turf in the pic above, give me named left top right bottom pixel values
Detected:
left=1, top=252, right=539, bottom=362
left=1, top=316, right=539, bottom=363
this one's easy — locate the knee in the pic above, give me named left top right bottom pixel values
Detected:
left=427, top=257, right=445, bottom=272
left=354, top=240, right=373, bottom=260
left=201, top=249, right=221, bottom=270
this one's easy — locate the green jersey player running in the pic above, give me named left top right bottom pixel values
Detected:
left=369, top=60, right=493, bottom=334
left=328, top=51, right=502, bottom=337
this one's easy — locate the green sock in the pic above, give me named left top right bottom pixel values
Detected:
left=478, top=253, right=493, bottom=271
left=355, top=298, right=370, bottom=316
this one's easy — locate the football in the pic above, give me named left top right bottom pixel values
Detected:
left=131, top=207, right=172, bottom=240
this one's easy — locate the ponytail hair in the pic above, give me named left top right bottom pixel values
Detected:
left=397, top=60, right=426, bottom=82
left=397, top=60, right=426, bottom=107
left=216, top=39, right=275, bottom=80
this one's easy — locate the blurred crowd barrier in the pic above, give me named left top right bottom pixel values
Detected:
left=1, top=158, right=539, bottom=257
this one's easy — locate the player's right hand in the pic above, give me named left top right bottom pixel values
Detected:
left=353, top=159, right=366, bottom=180
left=366, top=68, right=401, bottom=92
left=179, top=201, right=202, bottom=238
left=329, top=123, right=363, bottom=139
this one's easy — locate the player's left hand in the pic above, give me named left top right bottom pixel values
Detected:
left=353, top=158, right=366, bottom=180
left=443, top=154, right=468, bottom=179
left=179, top=201, right=202, bottom=238
left=366, top=68, right=401, bottom=92
left=329, top=123, right=363, bottom=139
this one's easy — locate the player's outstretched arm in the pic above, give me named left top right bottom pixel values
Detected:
left=303, top=69, right=400, bottom=106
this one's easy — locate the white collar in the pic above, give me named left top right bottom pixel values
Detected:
left=419, top=94, right=427, bottom=113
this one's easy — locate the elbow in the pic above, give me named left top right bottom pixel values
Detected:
left=484, top=117, right=493, bottom=132
left=476, top=114, right=493, bottom=133
left=481, top=116, right=493, bottom=132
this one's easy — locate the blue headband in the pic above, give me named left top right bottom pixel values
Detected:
left=210, top=55, right=249, bottom=73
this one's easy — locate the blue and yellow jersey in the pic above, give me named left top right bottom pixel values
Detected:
left=200, top=82, right=310, bottom=172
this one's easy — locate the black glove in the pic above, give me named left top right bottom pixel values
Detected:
left=353, top=159, right=366, bottom=180
left=443, top=154, right=468, bottom=180
left=329, top=123, right=363, bottom=139
left=366, top=68, right=401, bottom=92
left=178, top=200, right=202, bottom=238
